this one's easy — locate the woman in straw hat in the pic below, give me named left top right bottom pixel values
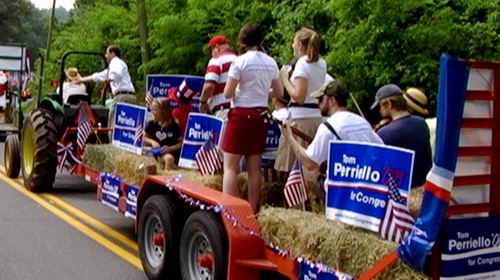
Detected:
left=58, top=67, right=87, bottom=104
left=404, top=87, right=437, bottom=157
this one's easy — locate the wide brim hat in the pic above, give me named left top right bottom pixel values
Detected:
left=404, top=87, right=429, bottom=116
left=65, top=67, right=81, bottom=81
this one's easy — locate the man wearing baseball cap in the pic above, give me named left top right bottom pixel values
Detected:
left=281, top=80, right=383, bottom=198
left=199, top=35, right=237, bottom=120
left=372, top=84, right=432, bottom=188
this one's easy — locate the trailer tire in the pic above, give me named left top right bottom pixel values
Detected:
left=21, top=109, right=58, bottom=192
left=138, top=195, right=180, bottom=280
left=180, top=211, right=228, bottom=280
left=4, top=134, right=20, bottom=178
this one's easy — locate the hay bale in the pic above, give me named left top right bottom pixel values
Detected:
left=257, top=207, right=427, bottom=279
left=82, top=144, right=127, bottom=172
left=114, top=153, right=160, bottom=186
left=409, top=186, right=424, bottom=218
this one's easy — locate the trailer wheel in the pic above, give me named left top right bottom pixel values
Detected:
left=138, top=195, right=180, bottom=280
left=21, top=109, right=58, bottom=192
left=4, top=134, right=20, bottom=178
left=180, top=211, right=228, bottom=280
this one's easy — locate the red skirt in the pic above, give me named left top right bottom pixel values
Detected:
left=222, top=107, right=269, bottom=155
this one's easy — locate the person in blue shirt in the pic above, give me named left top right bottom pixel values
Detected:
left=371, top=84, right=432, bottom=188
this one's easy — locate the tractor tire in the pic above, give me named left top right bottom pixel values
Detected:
left=180, top=211, right=228, bottom=280
left=21, top=109, right=58, bottom=192
left=4, top=134, right=21, bottom=178
left=138, top=195, right=181, bottom=280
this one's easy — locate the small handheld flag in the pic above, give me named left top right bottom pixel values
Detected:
left=379, top=172, right=415, bottom=244
left=195, top=137, right=223, bottom=175
left=284, top=157, right=308, bottom=208
left=77, top=108, right=93, bottom=149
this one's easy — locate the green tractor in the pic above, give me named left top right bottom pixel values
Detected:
left=5, top=50, right=111, bottom=192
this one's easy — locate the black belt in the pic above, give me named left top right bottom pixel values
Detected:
left=115, top=91, right=135, bottom=95
left=212, top=103, right=230, bottom=113
left=289, top=102, right=319, bottom=108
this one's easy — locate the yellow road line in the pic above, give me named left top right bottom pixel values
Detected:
left=0, top=169, right=142, bottom=270
left=42, top=193, right=139, bottom=252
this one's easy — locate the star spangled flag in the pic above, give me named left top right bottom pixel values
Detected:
left=195, top=136, right=223, bottom=175
left=397, top=54, right=469, bottom=270
left=145, top=91, right=154, bottom=108
left=133, top=124, right=143, bottom=145
left=284, top=157, right=308, bottom=208
left=77, top=109, right=93, bottom=149
left=379, top=172, right=415, bottom=244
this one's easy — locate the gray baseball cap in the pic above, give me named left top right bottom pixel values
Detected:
left=370, top=84, right=403, bottom=109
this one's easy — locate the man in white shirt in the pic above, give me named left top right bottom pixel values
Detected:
left=281, top=80, right=383, bottom=195
left=75, top=45, right=136, bottom=127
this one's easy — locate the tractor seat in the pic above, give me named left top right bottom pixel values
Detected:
left=67, top=94, right=91, bottom=105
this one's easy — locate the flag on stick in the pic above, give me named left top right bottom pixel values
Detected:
left=195, top=137, right=223, bottom=175
left=379, top=172, right=415, bottom=244
left=284, top=157, right=308, bottom=208
left=145, top=91, right=154, bottom=108
left=77, top=109, right=93, bottom=149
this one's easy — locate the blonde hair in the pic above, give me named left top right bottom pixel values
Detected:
left=295, top=27, right=321, bottom=62
left=152, top=98, right=174, bottom=128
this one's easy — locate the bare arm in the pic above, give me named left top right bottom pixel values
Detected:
left=280, top=67, right=308, bottom=104
left=269, top=79, right=283, bottom=99
left=199, top=82, right=216, bottom=113
left=223, top=77, right=239, bottom=98
left=281, top=121, right=319, bottom=171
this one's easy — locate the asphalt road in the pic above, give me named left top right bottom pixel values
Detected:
left=0, top=138, right=147, bottom=280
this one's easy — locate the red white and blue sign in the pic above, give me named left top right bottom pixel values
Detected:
left=299, top=262, right=353, bottom=280
left=125, top=185, right=139, bottom=219
left=112, top=102, right=147, bottom=155
left=146, top=74, right=204, bottom=112
left=265, top=122, right=280, bottom=152
left=326, top=141, right=414, bottom=232
left=101, top=173, right=121, bottom=211
left=441, top=217, right=500, bottom=280
left=178, top=113, right=224, bottom=169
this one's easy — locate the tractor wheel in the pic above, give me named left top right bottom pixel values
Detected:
left=138, top=195, right=181, bottom=280
left=21, top=109, right=58, bottom=192
left=4, top=134, right=21, bottom=178
left=180, top=211, right=228, bottom=280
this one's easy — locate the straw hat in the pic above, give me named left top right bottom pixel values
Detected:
left=404, top=87, right=429, bottom=116
left=64, top=67, right=81, bottom=81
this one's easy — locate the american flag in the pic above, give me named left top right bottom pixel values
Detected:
left=284, top=157, right=308, bottom=208
left=177, top=78, right=199, bottom=100
left=145, top=91, right=154, bottom=108
left=195, top=137, right=223, bottom=175
left=77, top=109, right=93, bottom=149
left=133, top=124, right=143, bottom=145
left=379, top=172, right=415, bottom=244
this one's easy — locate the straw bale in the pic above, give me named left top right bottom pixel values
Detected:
left=82, top=144, right=127, bottom=172
left=114, top=153, right=160, bottom=186
left=257, top=207, right=427, bottom=279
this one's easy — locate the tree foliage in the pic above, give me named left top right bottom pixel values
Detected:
left=8, top=0, right=500, bottom=121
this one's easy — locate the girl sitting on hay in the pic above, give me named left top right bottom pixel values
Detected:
left=144, top=98, right=183, bottom=170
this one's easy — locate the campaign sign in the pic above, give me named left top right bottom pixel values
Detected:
left=300, top=262, right=353, bottom=280
left=326, top=141, right=414, bottom=232
left=112, top=102, right=147, bottom=155
left=178, top=113, right=224, bottom=169
left=125, top=185, right=139, bottom=219
left=146, top=74, right=204, bottom=112
left=101, top=173, right=121, bottom=211
left=265, top=122, right=281, bottom=151
left=441, top=217, right=500, bottom=280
